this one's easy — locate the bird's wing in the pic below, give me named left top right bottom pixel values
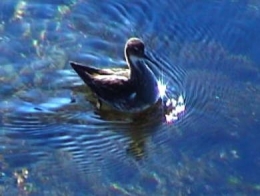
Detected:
left=70, top=61, right=134, bottom=102
left=70, top=61, right=113, bottom=75
left=90, top=77, right=134, bottom=101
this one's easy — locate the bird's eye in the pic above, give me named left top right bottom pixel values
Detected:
left=133, top=47, right=139, bottom=51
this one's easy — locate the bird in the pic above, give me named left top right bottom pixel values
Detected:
left=70, top=37, right=160, bottom=113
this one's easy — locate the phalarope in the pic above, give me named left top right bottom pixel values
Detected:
left=70, top=38, right=160, bottom=113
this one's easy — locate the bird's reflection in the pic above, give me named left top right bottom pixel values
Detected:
left=94, top=100, right=164, bottom=160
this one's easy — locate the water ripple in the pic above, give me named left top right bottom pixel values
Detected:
left=0, top=1, right=259, bottom=185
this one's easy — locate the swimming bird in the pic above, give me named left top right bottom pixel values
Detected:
left=70, top=37, right=160, bottom=113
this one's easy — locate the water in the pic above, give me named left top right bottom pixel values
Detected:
left=0, top=0, right=260, bottom=195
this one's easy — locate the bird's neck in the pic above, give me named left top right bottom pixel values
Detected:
left=126, top=54, right=159, bottom=104
left=127, top=55, right=146, bottom=80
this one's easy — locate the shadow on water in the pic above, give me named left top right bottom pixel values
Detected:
left=0, top=0, right=260, bottom=195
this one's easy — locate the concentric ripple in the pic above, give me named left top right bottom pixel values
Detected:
left=0, top=1, right=260, bottom=194
left=1, top=42, right=239, bottom=174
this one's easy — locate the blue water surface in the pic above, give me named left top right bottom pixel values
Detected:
left=0, top=0, right=260, bottom=195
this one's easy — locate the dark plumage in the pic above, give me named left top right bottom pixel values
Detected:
left=70, top=38, right=160, bottom=113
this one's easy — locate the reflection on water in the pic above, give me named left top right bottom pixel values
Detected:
left=0, top=0, right=260, bottom=195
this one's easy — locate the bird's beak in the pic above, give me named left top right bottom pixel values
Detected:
left=143, top=53, right=159, bottom=67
